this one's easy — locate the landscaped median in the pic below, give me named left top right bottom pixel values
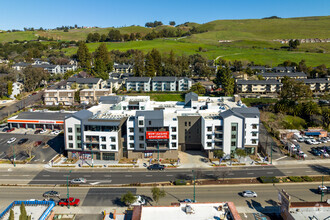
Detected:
left=258, top=175, right=330, bottom=183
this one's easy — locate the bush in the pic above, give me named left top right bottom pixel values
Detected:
left=288, top=176, right=304, bottom=182
left=174, top=179, right=187, bottom=185
left=301, top=176, right=313, bottom=182
left=259, top=176, right=279, bottom=183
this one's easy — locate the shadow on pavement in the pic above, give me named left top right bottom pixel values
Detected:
left=308, top=164, right=330, bottom=175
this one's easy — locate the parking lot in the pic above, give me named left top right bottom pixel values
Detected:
left=0, top=132, right=63, bottom=163
left=288, top=138, right=330, bottom=160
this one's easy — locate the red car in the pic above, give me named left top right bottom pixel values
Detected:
left=58, top=197, right=80, bottom=206
left=6, top=128, right=15, bottom=133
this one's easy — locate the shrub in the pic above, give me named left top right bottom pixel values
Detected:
left=174, top=179, right=187, bottom=185
left=301, top=176, right=313, bottom=182
left=288, top=176, right=304, bottom=182
left=259, top=176, right=279, bottom=183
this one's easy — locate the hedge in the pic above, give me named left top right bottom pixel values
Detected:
left=174, top=179, right=187, bottom=185
left=259, top=176, right=279, bottom=183
left=288, top=176, right=304, bottom=182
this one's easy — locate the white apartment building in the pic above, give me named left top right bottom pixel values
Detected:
left=64, top=93, right=259, bottom=161
left=126, top=77, right=151, bottom=92
left=44, top=89, right=75, bottom=105
left=152, top=77, right=177, bottom=92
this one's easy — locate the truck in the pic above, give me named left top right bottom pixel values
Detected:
left=318, top=185, right=330, bottom=194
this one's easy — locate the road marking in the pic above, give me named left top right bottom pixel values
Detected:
left=228, top=173, right=235, bottom=176
left=146, top=175, right=152, bottom=177
left=286, top=171, right=293, bottom=174
left=84, top=175, right=91, bottom=177
left=125, top=175, right=132, bottom=177
left=63, top=175, right=69, bottom=177
left=166, top=175, right=173, bottom=177
left=104, top=175, right=111, bottom=177
left=247, top=173, right=254, bottom=175
left=90, top=182, right=100, bottom=185
left=305, top=171, right=313, bottom=173
left=275, top=156, right=287, bottom=161
left=22, top=175, right=30, bottom=177
left=42, top=175, right=50, bottom=177
left=1, top=175, right=9, bottom=176
left=267, top=172, right=273, bottom=174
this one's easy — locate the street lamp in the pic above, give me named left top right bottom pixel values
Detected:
left=9, top=143, right=16, bottom=167
left=67, top=170, right=72, bottom=209
left=321, top=176, right=324, bottom=202
left=192, top=170, right=196, bottom=202
left=157, top=141, right=160, bottom=162
left=91, top=147, right=94, bottom=168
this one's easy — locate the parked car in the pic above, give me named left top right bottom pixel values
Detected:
left=2, top=127, right=9, bottom=132
left=318, top=185, right=330, bottom=194
left=32, top=92, right=37, bottom=95
left=34, top=141, right=43, bottom=147
left=7, top=137, right=16, bottom=144
left=6, top=128, right=15, bottom=133
left=182, top=199, right=195, bottom=203
left=39, top=129, right=47, bottom=134
left=242, top=190, right=257, bottom=198
left=34, top=130, right=41, bottom=134
left=311, top=148, right=321, bottom=156
left=58, top=197, right=80, bottom=206
left=43, top=191, right=60, bottom=198
left=147, top=164, right=165, bottom=170
left=70, top=178, right=87, bottom=184
left=18, top=138, right=28, bottom=145
left=297, top=137, right=304, bottom=142
left=297, top=151, right=307, bottom=158
left=131, top=195, right=146, bottom=206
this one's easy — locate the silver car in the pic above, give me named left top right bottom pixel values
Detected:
left=70, top=178, right=87, bottom=184
left=242, top=190, right=257, bottom=198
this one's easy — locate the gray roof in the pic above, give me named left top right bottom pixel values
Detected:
left=298, top=78, right=330, bottom=84
left=126, top=77, right=151, bottom=82
left=99, top=96, right=122, bottom=104
left=178, top=77, right=193, bottom=81
left=220, top=107, right=260, bottom=119
left=236, top=80, right=282, bottom=85
left=33, top=64, right=59, bottom=68
left=70, top=110, right=93, bottom=120
left=136, top=110, right=164, bottom=127
left=114, top=64, right=132, bottom=69
left=13, top=62, right=31, bottom=67
left=259, top=72, right=306, bottom=77
left=185, top=92, right=198, bottom=105
left=121, top=73, right=134, bottom=77
left=16, top=111, right=73, bottom=121
left=107, top=78, right=123, bottom=83
left=152, top=77, right=177, bottom=82
left=67, top=77, right=102, bottom=84
left=109, top=72, right=121, bottom=78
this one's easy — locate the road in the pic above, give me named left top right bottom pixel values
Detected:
left=0, top=163, right=329, bottom=185
left=0, top=183, right=326, bottom=214
left=0, top=80, right=66, bottom=120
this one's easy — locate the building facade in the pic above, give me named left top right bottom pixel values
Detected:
left=44, top=89, right=75, bottom=105
left=236, top=80, right=282, bottom=93
left=126, top=77, right=151, bottom=92
left=80, top=88, right=112, bottom=105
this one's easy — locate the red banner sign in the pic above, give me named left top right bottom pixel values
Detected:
left=146, top=131, right=169, bottom=140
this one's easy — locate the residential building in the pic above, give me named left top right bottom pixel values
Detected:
left=152, top=77, right=177, bottom=91
left=236, top=80, right=282, bottom=93
left=248, top=66, right=272, bottom=73
left=178, top=77, right=193, bottom=91
left=131, top=202, right=242, bottom=220
left=33, top=64, right=61, bottom=74
left=272, top=66, right=296, bottom=73
left=60, top=64, right=78, bottom=73
left=113, top=63, right=133, bottom=73
left=80, top=88, right=112, bottom=105
left=126, top=77, right=151, bottom=92
left=259, top=72, right=307, bottom=81
left=107, top=78, right=123, bottom=91
left=66, top=77, right=106, bottom=89
left=298, top=78, right=330, bottom=92
left=44, top=89, right=75, bottom=105
left=10, top=82, right=24, bottom=99
left=64, top=93, right=259, bottom=161
left=12, top=62, right=30, bottom=71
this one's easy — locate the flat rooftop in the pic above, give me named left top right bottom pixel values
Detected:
left=9, top=110, right=75, bottom=121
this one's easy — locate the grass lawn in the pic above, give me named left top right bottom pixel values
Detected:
left=281, top=115, right=307, bottom=129
left=241, top=98, right=277, bottom=107
left=118, top=92, right=185, bottom=102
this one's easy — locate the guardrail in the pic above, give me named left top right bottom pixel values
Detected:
left=0, top=200, right=55, bottom=220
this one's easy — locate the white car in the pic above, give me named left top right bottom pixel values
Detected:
left=70, top=178, right=87, bottom=184
left=242, top=190, right=257, bottom=198
left=131, top=195, right=146, bottom=206
left=40, top=130, right=47, bottom=134
left=54, top=130, right=61, bottom=135
left=297, top=137, right=304, bottom=142
left=7, top=137, right=16, bottom=144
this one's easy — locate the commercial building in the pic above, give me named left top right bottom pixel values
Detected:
left=131, top=202, right=242, bottom=220
left=8, top=110, right=74, bottom=130
left=236, top=80, right=282, bottom=93
left=64, top=93, right=259, bottom=161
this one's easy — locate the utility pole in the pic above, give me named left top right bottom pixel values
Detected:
left=67, top=170, right=72, bottom=209
left=270, top=143, right=273, bottom=165
left=157, top=141, right=160, bottom=162
left=91, top=147, right=94, bottom=168
left=11, top=143, right=16, bottom=167
left=321, top=176, right=324, bottom=202
left=192, top=170, right=196, bottom=202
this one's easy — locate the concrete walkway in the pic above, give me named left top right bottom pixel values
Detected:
left=178, top=151, right=211, bottom=168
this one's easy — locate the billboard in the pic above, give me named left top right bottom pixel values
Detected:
left=146, top=131, right=169, bottom=140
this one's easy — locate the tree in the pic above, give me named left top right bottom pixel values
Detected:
left=100, top=34, right=107, bottom=42
left=322, top=107, right=330, bottom=130
left=86, top=33, right=94, bottom=42
left=74, top=90, right=80, bottom=102
left=145, top=52, right=156, bottom=77
left=7, top=81, right=13, bottom=96
left=280, top=77, right=312, bottom=102
left=129, top=33, right=136, bottom=41
left=216, top=66, right=235, bottom=96
left=289, top=39, right=300, bottom=50
left=169, top=21, right=176, bottom=26
left=121, top=191, right=136, bottom=208
left=19, top=202, right=30, bottom=220
left=93, top=33, right=100, bottom=42
left=76, top=42, right=91, bottom=69
left=94, top=43, right=113, bottom=72
left=151, top=186, right=166, bottom=204
left=93, top=59, right=108, bottom=80
left=64, top=27, right=69, bottom=32
left=189, top=82, right=205, bottom=95
left=133, top=51, right=145, bottom=76
left=235, top=148, right=247, bottom=163
left=23, top=66, right=48, bottom=92
left=213, top=150, right=224, bottom=165
left=107, top=29, right=121, bottom=41
left=9, top=209, right=14, bottom=220
left=150, top=49, right=162, bottom=76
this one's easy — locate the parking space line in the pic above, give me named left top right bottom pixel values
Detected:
left=305, top=170, right=313, bottom=173
left=42, top=175, right=50, bottom=177
left=228, top=173, right=235, bottom=176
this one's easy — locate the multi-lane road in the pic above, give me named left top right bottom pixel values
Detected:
left=0, top=163, right=329, bottom=185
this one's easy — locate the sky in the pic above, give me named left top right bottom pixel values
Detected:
left=0, top=0, right=329, bottom=30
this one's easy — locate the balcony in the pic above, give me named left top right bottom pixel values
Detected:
left=85, top=136, right=99, bottom=143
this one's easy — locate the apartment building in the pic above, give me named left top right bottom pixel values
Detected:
left=178, top=77, right=193, bottom=91
left=152, top=77, right=177, bottom=91
left=298, top=78, right=330, bottom=92
left=113, top=63, right=133, bottom=73
left=259, top=72, right=307, bottom=81
left=64, top=93, right=260, bottom=161
left=44, top=89, right=75, bottom=105
left=80, top=88, right=112, bottom=105
left=126, top=77, right=151, bottom=92
left=236, top=80, right=282, bottom=93
left=66, top=77, right=106, bottom=89
left=107, top=78, right=123, bottom=90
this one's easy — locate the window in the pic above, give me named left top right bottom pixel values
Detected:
left=215, top=142, right=222, bottom=147
left=207, top=135, right=212, bottom=139
left=77, top=135, right=81, bottom=141
left=231, top=141, right=236, bottom=147
left=207, top=142, right=212, bottom=147
left=101, top=136, right=106, bottom=142
left=231, top=126, right=237, bottom=131
left=68, top=127, right=72, bottom=133
left=252, top=132, right=257, bottom=137
left=252, top=139, right=257, bottom=144
left=231, top=134, right=236, bottom=139
left=185, top=122, right=187, bottom=126
left=101, top=144, right=106, bottom=150
left=129, top=135, right=134, bottom=140
left=148, top=121, right=151, bottom=125
left=171, top=135, right=177, bottom=140
left=215, top=126, right=223, bottom=131
left=139, top=128, right=144, bottom=133
left=68, top=135, right=73, bottom=140
left=129, top=143, right=134, bottom=148
left=111, top=145, right=116, bottom=150
left=110, top=137, right=116, bottom=142
left=207, top=126, right=212, bottom=132
left=171, top=127, right=176, bottom=132
left=139, top=136, right=144, bottom=141
left=215, top=134, right=223, bottom=139
left=171, top=143, right=176, bottom=148
left=189, top=122, right=191, bottom=126
left=76, top=127, right=81, bottom=132
left=69, top=143, right=73, bottom=148
left=129, top=128, right=134, bottom=132
left=77, top=143, right=82, bottom=148
left=252, top=124, right=258, bottom=129
left=139, top=120, right=144, bottom=126
left=139, top=144, right=144, bottom=148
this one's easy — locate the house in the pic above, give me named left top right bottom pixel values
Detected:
left=60, top=64, right=78, bottom=73
left=113, top=63, right=133, bottom=73
left=66, top=77, right=106, bottom=90
left=298, top=78, right=330, bottom=92
left=12, top=62, right=31, bottom=71
left=33, top=64, right=61, bottom=74
left=126, top=77, right=151, bottom=92
left=152, top=77, right=177, bottom=92
left=248, top=66, right=272, bottom=73
left=80, top=88, right=112, bottom=105
left=258, top=72, right=307, bottom=81
left=44, top=89, right=76, bottom=105
left=236, top=80, right=282, bottom=93
left=10, top=82, right=24, bottom=99
left=109, top=72, right=122, bottom=79
left=272, top=66, right=296, bottom=73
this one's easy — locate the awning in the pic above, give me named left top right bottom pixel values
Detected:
left=305, top=132, right=321, bottom=136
